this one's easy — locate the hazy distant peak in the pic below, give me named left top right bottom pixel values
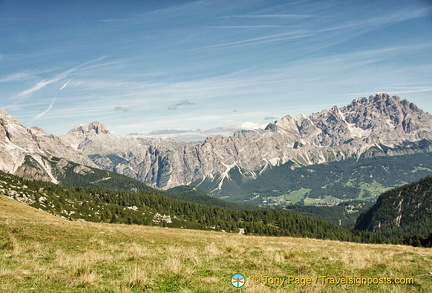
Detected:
left=71, top=121, right=110, bottom=136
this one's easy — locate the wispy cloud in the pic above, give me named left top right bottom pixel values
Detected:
left=2, top=1, right=430, bottom=137
left=13, top=56, right=109, bottom=99
left=378, top=87, right=432, bottom=95
left=100, top=18, right=129, bottom=23
left=341, top=85, right=432, bottom=99
left=214, top=25, right=288, bottom=29
left=194, top=32, right=313, bottom=51
left=59, top=79, right=72, bottom=90
left=148, top=129, right=193, bottom=135
left=224, top=14, right=315, bottom=19
left=200, top=5, right=430, bottom=56
left=33, top=98, right=56, bottom=121
left=0, top=17, right=32, bottom=22
left=15, top=78, right=63, bottom=99
left=145, top=121, right=266, bottom=137
left=168, top=100, right=196, bottom=110
left=0, top=72, right=32, bottom=83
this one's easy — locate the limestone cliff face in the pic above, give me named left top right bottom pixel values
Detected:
left=61, top=94, right=432, bottom=189
left=60, top=123, right=189, bottom=187
left=0, top=109, right=96, bottom=183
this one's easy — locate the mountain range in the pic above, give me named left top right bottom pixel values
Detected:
left=1, top=93, right=432, bottom=206
left=1, top=92, right=432, bottom=247
left=60, top=93, right=432, bottom=200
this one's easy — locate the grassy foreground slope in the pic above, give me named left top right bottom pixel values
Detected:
left=1, top=195, right=431, bottom=293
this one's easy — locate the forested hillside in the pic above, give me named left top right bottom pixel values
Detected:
left=354, top=176, right=432, bottom=245
left=284, top=200, right=373, bottom=227
left=164, top=185, right=254, bottom=210
left=0, top=170, right=357, bottom=241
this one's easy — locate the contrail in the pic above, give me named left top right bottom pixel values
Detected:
left=59, top=79, right=72, bottom=90
left=33, top=98, right=56, bottom=121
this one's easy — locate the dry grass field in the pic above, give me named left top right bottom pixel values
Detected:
left=1, top=194, right=431, bottom=292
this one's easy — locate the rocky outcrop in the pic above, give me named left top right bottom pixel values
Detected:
left=61, top=93, right=432, bottom=189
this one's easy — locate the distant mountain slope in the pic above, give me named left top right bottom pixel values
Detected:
left=60, top=122, right=189, bottom=186
left=48, top=156, right=158, bottom=193
left=29, top=156, right=251, bottom=211
left=49, top=157, right=254, bottom=210
left=60, top=93, right=432, bottom=194
left=354, top=176, right=432, bottom=238
left=196, top=152, right=432, bottom=205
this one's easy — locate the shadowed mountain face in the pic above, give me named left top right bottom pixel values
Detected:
left=60, top=93, right=432, bottom=193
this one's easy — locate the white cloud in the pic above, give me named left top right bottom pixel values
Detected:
left=239, top=121, right=267, bottom=130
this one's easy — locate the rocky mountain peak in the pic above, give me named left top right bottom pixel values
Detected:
left=0, top=109, right=96, bottom=182
left=371, top=92, right=392, bottom=100
left=60, top=122, right=112, bottom=152
left=0, top=108, right=8, bottom=119
left=73, top=122, right=110, bottom=136
left=342, top=94, right=430, bottom=137
left=257, top=93, right=431, bottom=149
left=0, top=108, right=20, bottom=127
left=348, top=93, right=415, bottom=114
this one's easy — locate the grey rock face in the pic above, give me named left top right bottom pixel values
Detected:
left=61, top=93, right=432, bottom=189
left=0, top=109, right=96, bottom=183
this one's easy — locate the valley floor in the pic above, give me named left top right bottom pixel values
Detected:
left=1, top=195, right=431, bottom=292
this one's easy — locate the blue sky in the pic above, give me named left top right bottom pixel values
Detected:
left=1, top=0, right=431, bottom=140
